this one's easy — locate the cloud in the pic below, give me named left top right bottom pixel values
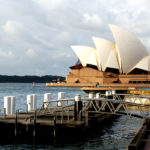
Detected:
left=25, top=49, right=37, bottom=58
left=0, top=0, right=149, bottom=76
left=83, top=13, right=102, bottom=28
left=0, top=49, right=15, bottom=58
left=3, top=20, right=17, bottom=35
left=34, top=0, right=66, bottom=10
left=52, top=52, right=72, bottom=59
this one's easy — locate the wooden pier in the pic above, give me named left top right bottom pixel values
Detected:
left=0, top=100, right=115, bottom=143
left=46, top=82, right=96, bottom=87
left=46, top=82, right=150, bottom=88
left=127, top=119, right=150, bottom=150
left=1, top=92, right=150, bottom=148
left=81, top=87, right=129, bottom=94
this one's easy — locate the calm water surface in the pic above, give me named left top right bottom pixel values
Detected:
left=0, top=83, right=143, bottom=150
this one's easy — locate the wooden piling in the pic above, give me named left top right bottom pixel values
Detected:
left=74, top=101, right=77, bottom=121
left=26, top=104, right=28, bottom=113
left=85, top=111, right=89, bottom=127
left=33, top=110, right=37, bottom=139
left=14, top=110, right=18, bottom=137
left=3, top=108, right=6, bottom=119
left=74, top=95, right=83, bottom=121
left=53, top=113, right=57, bottom=144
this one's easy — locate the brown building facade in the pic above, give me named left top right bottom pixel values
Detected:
left=66, top=66, right=150, bottom=84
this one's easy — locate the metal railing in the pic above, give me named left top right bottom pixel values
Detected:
left=30, top=94, right=150, bottom=121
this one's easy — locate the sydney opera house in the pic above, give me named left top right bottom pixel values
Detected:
left=66, top=24, right=150, bottom=85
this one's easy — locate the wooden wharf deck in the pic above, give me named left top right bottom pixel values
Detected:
left=81, top=87, right=129, bottom=94
left=1, top=93, right=150, bottom=146
left=0, top=104, right=114, bottom=143
left=127, top=119, right=150, bottom=150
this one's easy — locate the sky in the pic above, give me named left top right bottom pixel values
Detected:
left=0, top=0, right=150, bottom=76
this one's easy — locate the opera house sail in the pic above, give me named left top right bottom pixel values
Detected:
left=66, top=24, right=150, bottom=85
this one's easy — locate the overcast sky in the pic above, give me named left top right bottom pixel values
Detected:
left=0, top=0, right=150, bottom=76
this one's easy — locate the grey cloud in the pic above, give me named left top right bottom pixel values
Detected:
left=0, top=0, right=149, bottom=76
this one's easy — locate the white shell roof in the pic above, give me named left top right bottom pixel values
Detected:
left=131, top=55, right=150, bottom=72
left=87, top=49, right=98, bottom=66
left=71, top=25, right=149, bottom=74
left=71, top=46, right=95, bottom=67
left=106, top=47, right=119, bottom=70
left=148, top=55, right=150, bottom=72
left=109, top=24, right=149, bottom=73
left=93, top=37, right=115, bottom=71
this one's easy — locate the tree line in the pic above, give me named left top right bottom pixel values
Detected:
left=0, top=75, right=65, bottom=83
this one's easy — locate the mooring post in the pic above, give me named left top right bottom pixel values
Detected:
left=53, top=113, right=57, bottom=144
left=88, top=93, right=94, bottom=110
left=74, top=99, right=77, bottom=121
left=26, top=104, right=28, bottom=113
left=74, top=95, right=82, bottom=121
left=3, top=108, right=6, bottom=119
left=57, top=92, right=65, bottom=107
left=85, top=111, right=89, bottom=127
left=33, top=110, right=37, bottom=139
left=96, top=93, right=101, bottom=107
left=15, top=110, right=18, bottom=138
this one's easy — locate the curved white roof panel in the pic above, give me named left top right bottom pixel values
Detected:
left=115, top=45, right=122, bottom=73
left=131, top=56, right=148, bottom=71
left=109, top=24, right=149, bottom=74
left=148, top=55, right=150, bottom=72
left=93, top=37, right=115, bottom=71
left=71, top=46, right=95, bottom=67
left=87, top=49, right=98, bottom=66
left=106, top=48, right=119, bottom=70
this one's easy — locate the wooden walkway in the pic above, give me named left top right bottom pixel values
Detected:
left=0, top=104, right=113, bottom=143
left=1, top=93, right=150, bottom=146
left=46, top=82, right=150, bottom=88
left=127, top=119, right=150, bottom=150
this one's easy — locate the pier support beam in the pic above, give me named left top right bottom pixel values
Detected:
left=33, top=110, right=37, bottom=139
left=14, top=110, right=18, bottom=138
left=3, top=108, right=6, bottom=119
left=74, top=95, right=82, bottom=121
left=85, top=111, right=89, bottom=127
left=53, top=113, right=57, bottom=144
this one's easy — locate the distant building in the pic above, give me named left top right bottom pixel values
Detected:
left=66, top=24, right=150, bottom=84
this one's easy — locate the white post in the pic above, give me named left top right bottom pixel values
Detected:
left=57, top=92, right=65, bottom=106
left=108, top=91, right=112, bottom=96
left=75, top=95, right=81, bottom=101
left=58, top=92, right=65, bottom=100
left=106, top=91, right=109, bottom=97
left=32, top=94, right=37, bottom=110
left=27, top=95, right=33, bottom=112
left=96, top=93, right=101, bottom=108
left=44, top=93, right=52, bottom=108
left=4, top=96, right=11, bottom=115
left=74, top=95, right=82, bottom=120
left=112, top=90, right=116, bottom=95
left=96, top=93, right=100, bottom=99
left=89, top=92, right=94, bottom=99
left=10, top=96, right=16, bottom=114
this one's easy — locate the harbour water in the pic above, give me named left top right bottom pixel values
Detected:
left=0, top=83, right=143, bottom=150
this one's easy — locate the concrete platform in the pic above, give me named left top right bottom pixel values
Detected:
left=46, top=82, right=96, bottom=87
